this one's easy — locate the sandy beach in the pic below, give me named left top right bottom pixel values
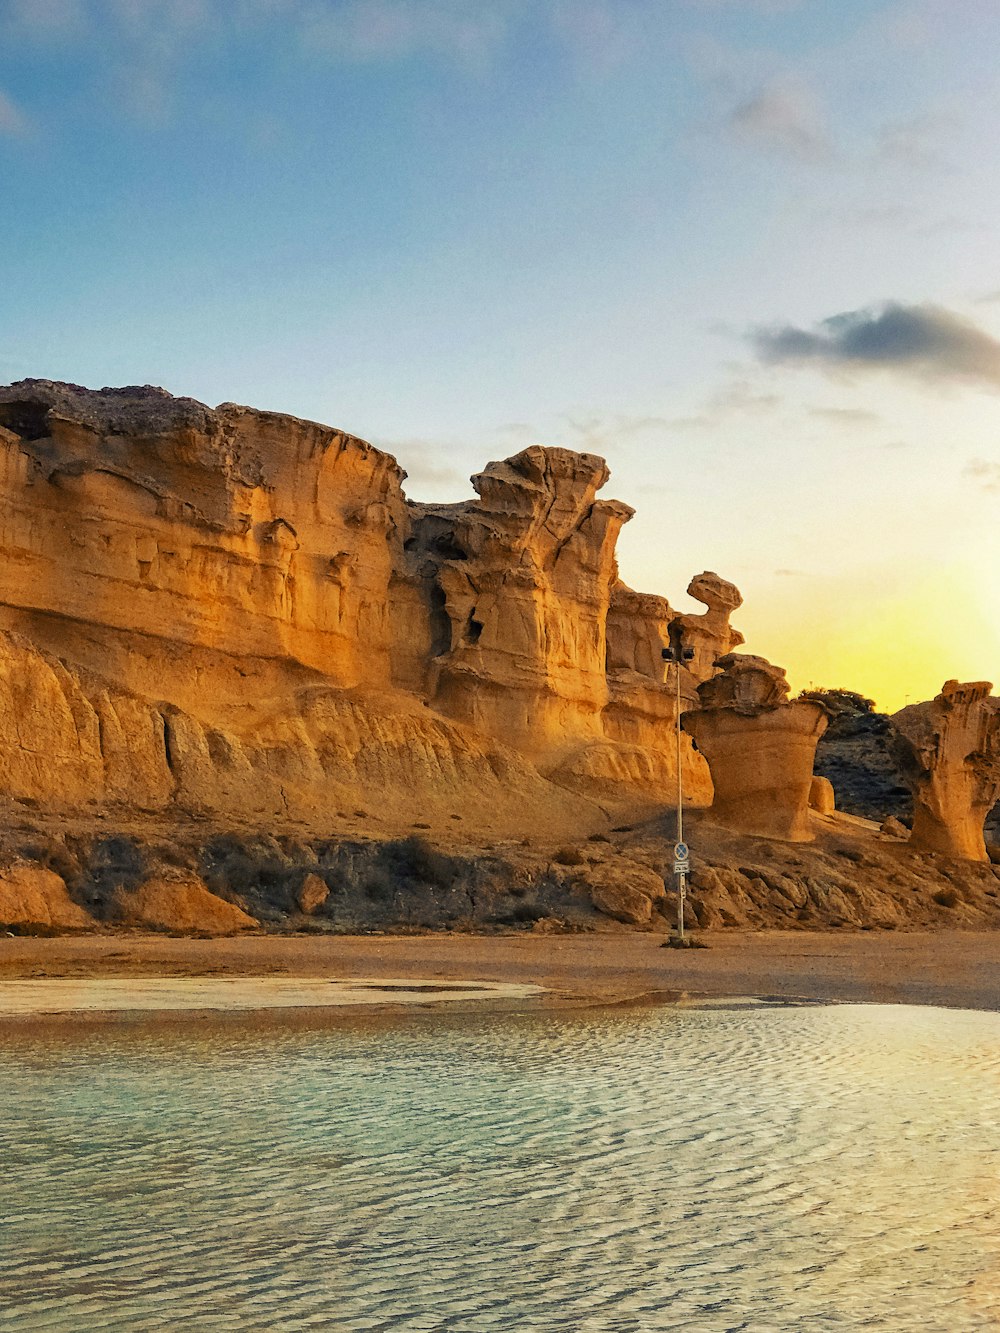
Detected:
left=1, top=929, right=999, bottom=1017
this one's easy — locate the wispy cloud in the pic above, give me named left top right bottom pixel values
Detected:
left=557, top=382, right=784, bottom=448
left=0, top=0, right=87, bottom=40
left=547, top=0, right=637, bottom=78
left=808, top=406, right=882, bottom=426
left=2, top=0, right=643, bottom=129
left=297, top=0, right=508, bottom=71
left=872, top=111, right=955, bottom=174
left=373, top=436, right=469, bottom=492
left=726, top=80, right=835, bottom=162
left=684, top=0, right=803, bottom=14
left=964, top=458, right=1000, bottom=492
left=0, top=89, right=31, bottom=138
left=706, top=379, right=780, bottom=413
left=753, top=303, right=1000, bottom=389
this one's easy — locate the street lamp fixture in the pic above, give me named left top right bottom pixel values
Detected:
left=662, top=641, right=695, bottom=943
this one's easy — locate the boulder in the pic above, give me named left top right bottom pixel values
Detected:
left=111, top=874, right=258, bottom=933
left=296, top=872, right=329, bottom=915
left=0, top=866, right=93, bottom=930
left=809, top=775, right=836, bottom=815
left=880, top=815, right=909, bottom=839
left=581, top=859, right=665, bottom=926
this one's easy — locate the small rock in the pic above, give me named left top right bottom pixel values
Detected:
left=809, top=775, right=836, bottom=815
left=880, top=816, right=909, bottom=839
left=581, top=860, right=664, bottom=926
left=297, top=873, right=329, bottom=916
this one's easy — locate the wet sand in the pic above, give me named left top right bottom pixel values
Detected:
left=1, top=929, right=999, bottom=1016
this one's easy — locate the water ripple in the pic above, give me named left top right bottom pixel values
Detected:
left=1, top=1003, right=999, bottom=1330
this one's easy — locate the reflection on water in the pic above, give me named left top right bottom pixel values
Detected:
left=1, top=1002, right=999, bottom=1331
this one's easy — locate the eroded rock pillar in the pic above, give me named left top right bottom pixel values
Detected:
left=892, top=680, right=1000, bottom=861
left=681, top=655, right=830, bottom=842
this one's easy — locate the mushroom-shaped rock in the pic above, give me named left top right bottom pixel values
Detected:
left=687, top=572, right=743, bottom=618
left=891, top=680, right=1000, bottom=861
left=670, top=572, right=745, bottom=684
left=681, top=655, right=830, bottom=842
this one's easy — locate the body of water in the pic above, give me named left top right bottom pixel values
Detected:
left=1, top=1000, right=999, bottom=1331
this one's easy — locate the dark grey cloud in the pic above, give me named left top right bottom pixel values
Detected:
left=753, top=303, right=1000, bottom=388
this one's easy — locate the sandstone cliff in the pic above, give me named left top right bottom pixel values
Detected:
left=0, top=380, right=741, bottom=842
left=5, top=379, right=994, bottom=939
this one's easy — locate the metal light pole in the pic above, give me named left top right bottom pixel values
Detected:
left=662, top=638, right=695, bottom=944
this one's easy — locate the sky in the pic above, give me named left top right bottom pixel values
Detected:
left=1, top=0, right=998, bottom=711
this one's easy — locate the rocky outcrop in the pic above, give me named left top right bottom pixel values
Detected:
left=577, top=858, right=666, bottom=927
left=0, top=866, right=92, bottom=930
left=595, top=572, right=744, bottom=806
left=110, top=874, right=258, bottom=933
left=3, top=814, right=998, bottom=937
left=681, top=656, right=830, bottom=842
left=0, top=380, right=744, bottom=833
left=406, top=448, right=631, bottom=759
left=892, top=681, right=1000, bottom=861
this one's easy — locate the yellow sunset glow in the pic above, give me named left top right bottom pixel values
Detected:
left=738, top=561, right=1000, bottom=714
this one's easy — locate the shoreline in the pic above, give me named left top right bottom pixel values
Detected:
left=1, top=929, right=999, bottom=1021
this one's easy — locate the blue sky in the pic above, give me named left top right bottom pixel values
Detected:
left=2, top=0, right=999, bottom=708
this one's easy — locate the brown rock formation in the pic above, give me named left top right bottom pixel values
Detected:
left=110, top=874, right=258, bottom=933
left=0, top=866, right=93, bottom=930
left=0, top=380, right=744, bottom=835
left=809, top=776, right=836, bottom=815
left=681, top=655, right=830, bottom=842
left=892, top=681, right=1000, bottom=861
left=296, top=872, right=330, bottom=915
left=577, top=859, right=666, bottom=927
left=595, top=572, right=744, bottom=805
left=409, top=448, right=631, bottom=759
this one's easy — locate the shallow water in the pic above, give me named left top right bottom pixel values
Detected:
left=1, top=1002, right=999, bottom=1332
